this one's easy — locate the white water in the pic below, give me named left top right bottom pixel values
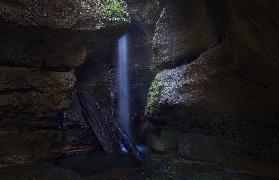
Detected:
left=117, top=35, right=130, bottom=136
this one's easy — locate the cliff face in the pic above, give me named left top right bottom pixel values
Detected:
left=0, top=0, right=129, bottom=167
left=146, top=0, right=279, bottom=178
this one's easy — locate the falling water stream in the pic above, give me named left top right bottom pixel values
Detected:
left=117, top=34, right=146, bottom=154
left=117, top=34, right=130, bottom=136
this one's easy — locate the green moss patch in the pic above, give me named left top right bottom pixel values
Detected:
left=144, top=79, right=162, bottom=117
left=96, top=0, right=129, bottom=22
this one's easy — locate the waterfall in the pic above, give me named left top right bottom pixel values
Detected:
left=117, top=35, right=130, bottom=136
left=116, top=34, right=146, bottom=156
left=63, top=35, right=144, bottom=161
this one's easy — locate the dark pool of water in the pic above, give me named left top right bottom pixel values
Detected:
left=55, top=151, right=141, bottom=177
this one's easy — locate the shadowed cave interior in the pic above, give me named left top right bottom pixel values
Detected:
left=0, top=0, right=279, bottom=179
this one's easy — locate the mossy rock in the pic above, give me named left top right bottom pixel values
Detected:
left=96, top=0, right=130, bottom=23
left=148, top=129, right=183, bottom=152
left=144, top=78, right=162, bottom=117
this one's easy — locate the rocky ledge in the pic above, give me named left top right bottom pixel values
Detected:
left=0, top=0, right=129, bottom=167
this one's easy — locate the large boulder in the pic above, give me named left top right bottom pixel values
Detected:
left=145, top=45, right=232, bottom=117
left=152, top=0, right=218, bottom=69
left=146, top=0, right=279, bottom=177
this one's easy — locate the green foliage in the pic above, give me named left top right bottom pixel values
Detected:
left=96, top=0, right=129, bottom=22
left=145, top=79, right=162, bottom=117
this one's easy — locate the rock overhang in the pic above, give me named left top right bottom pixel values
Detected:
left=0, top=0, right=130, bottom=31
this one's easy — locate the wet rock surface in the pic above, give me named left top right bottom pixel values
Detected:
left=146, top=0, right=279, bottom=178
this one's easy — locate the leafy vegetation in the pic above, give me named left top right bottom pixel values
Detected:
left=96, top=0, right=129, bottom=22
left=145, top=79, right=162, bottom=117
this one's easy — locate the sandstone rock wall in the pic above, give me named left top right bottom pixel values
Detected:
left=0, top=0, right=129, bottom=167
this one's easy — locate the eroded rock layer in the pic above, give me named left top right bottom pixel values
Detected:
left=0, top=0, right=129, bottom=166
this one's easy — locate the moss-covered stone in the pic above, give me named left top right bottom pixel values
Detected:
left=144, top=78, right=162, bottom=117
left=96, top=0, right=130, bottom=23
